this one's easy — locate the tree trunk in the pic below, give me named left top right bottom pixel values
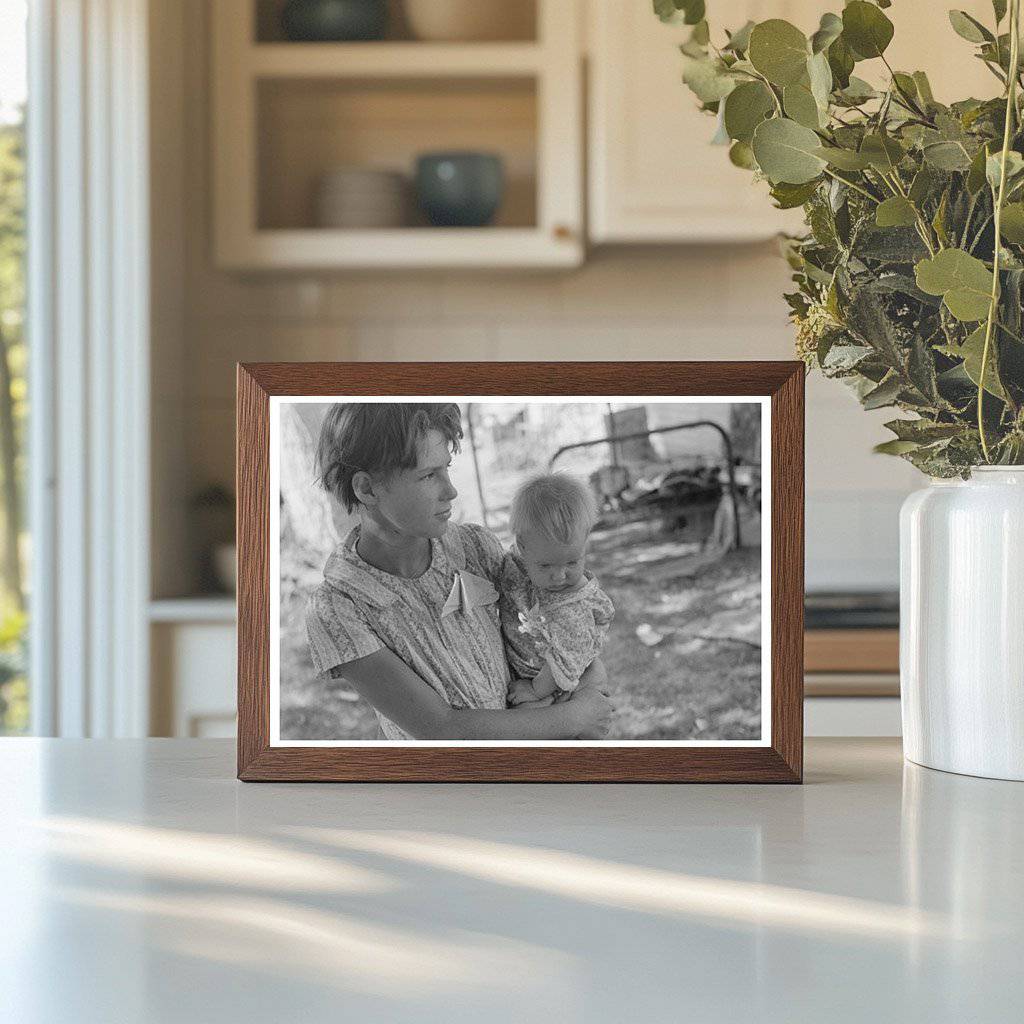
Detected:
left=279, top=403, right=348, bottom=596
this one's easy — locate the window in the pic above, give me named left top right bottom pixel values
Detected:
left=0, top=0, right=28, bottom=734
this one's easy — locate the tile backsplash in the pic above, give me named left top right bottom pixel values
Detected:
left=172, top=247, right=918, bottom=595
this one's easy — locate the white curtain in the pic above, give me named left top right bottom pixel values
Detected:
left=28, top=0, right=150, bottom=736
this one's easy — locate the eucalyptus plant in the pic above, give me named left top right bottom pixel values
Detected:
left=658, top=0, right=1024, bottom=475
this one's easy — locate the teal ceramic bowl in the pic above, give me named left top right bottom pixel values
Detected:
left=280, top=0, right=387, bottom=42
left=415, top=152, right=505, bottom=227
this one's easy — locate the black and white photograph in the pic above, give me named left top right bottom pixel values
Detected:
left=271, top=396, right=769, bottom=745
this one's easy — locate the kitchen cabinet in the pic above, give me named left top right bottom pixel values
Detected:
left=587, top=0, right=999, bottom=244
left=211, top=0, right=583, bottom=269
left=587, top=1, right=811, bottom=243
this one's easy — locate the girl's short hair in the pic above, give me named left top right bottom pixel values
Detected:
left=316, top=403, right=463, bottom=512
left=510, top=473, right=597, bottom=545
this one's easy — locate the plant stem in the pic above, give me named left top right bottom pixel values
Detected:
left=870, top=166, right=937, bottom=254
left=962, top=190, right=980, bottom=248
left=968, top=212, right=994, bottom=253
left=880, top=54, right=929, bottom=119
left=996, top=317, right=1024, bottom=344
left=979, top=0, right=1021, bottom=462
left=749, top=69, right=783, bottom=116
left=821, top=167, right=879, bottom=203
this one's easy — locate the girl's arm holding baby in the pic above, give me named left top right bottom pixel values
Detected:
left=336, top=653, right=611, bottom=740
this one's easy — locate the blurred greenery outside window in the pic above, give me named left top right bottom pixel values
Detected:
left=0, top=1, right=28, bottom=734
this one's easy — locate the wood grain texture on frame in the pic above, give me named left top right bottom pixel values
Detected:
left=237, top=362, right=804, bottom=783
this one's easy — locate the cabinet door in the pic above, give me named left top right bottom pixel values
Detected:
left=876, top=0, right=996, bottom=103
left=588, top=1, right=813, bottom=243
left=588, top=1, right=1000, bottom=244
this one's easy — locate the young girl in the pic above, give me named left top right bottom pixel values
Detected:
left=499, top=474, right=615, bottom=707
left=305, top=402, right=611, bottom=740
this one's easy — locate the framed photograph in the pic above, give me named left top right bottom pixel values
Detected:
left=237, top=362, right=804, bottom=782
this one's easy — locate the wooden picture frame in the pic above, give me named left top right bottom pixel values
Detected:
left=237, top=362, right=804, bottom=782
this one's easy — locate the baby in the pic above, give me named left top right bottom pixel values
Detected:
left=499, top=473, right=615, bottom=706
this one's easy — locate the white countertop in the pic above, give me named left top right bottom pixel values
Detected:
left=2, top=738, right=1022, bottom=1023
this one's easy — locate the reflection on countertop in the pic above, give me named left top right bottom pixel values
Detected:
left=1, top=738, right=1023, bottom=1022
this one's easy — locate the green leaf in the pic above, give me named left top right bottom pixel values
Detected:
left=937, top=362, right=978, bottom=409
left=681, top=55, right=737, bottom=103
left=783, top=83, right=822, bottom=129
left=770, top=179, right=820, bottom=209
left=959, top=324, right=1007, bottom=398
left=860, top=133, right=905, bottom=173
left=932, top=190, right=950, bottom=246
left=690, top=20, right=710, bottom=46
left=728, top=140, right=758, bottom=169
left=980, top=33, right=1014, bottom=73
left=653, top=0, right=677, bottom=23
left=875, top=196, right=918, bottom=228
left=914, top=249, right=994, bottom=321
left=710, top=107, right=731, bottom=145
left=1000, top=202, right=1024, bottom=242
left=846, top=284, right=909, bottom=371
left=822, top=341, right=874, bottom=373
left=912, top=71, right=935, bottom=105
left=827, top=35, right=855, bottom=89
left=993, top=0, right=1008, bottom=24
left=923, top=141, right=973, bottom=171
left=986, top=150, right=1024, bottom=190
left=836, top=75, right=877, bottom=105
left=909, top=165, right=936, bottom=205
left=892, top=72, right=919, bottom=102
left=855, top=225, right=929, bottom=263
left=884, top=418, right=963, bottom=443
left=752, top=117, right=827, bottom=184
left=948, top=10, right=993, bottom=44
left=874, top=439, right=921, bottom=455
left=807, top=51, right=833, bottom=111
left=808, top=197, right=840, bottom=248
left=871, top=273, right=939, bottom=306
left=908, top=334, right=941, bottom=403
left=810, top=12, right=843, bottom=54
left=723, top=81, right=775, bottom=143
left=967, top=142, right=994, bottom=194
left=654, top=0, right=705, bottom=25
left=814, top=145, right=872, bottom=170
left=862, top=374, right=902, bottom=409
left=748, top=19, right=810, bottom=87
left=724, top=20, right=755, bottom=53
left=681, top=0, right=705, bottom=25
left=842, top=1, right=894, bottom=60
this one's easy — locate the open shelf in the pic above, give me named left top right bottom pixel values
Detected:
left=254, top=0, right=538, bottom=45
left=257, top=76, right=537, bottom=232
left=249, top=42, right=544, bottom=78
left=213, top=0, right=581, bottom=268
left=221, top=227, right=579, bottom=269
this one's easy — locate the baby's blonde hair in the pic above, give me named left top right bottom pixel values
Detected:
left=510, top=473, right=597, bottom=545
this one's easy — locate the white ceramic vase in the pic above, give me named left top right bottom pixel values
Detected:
left=900, top=467, right=1024, bottom=781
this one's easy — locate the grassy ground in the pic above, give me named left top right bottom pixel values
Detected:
left=280, top=513, right=762, bottom=741
left=586, top=519, right=762, bottom=740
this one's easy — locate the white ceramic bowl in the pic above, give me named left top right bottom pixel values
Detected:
left=314, top=168, right=409, bottom=228
left=403, top=0, right=534, bottom=42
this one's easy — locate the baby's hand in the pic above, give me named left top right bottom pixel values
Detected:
left=508, top=679, right=544, bottom=707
